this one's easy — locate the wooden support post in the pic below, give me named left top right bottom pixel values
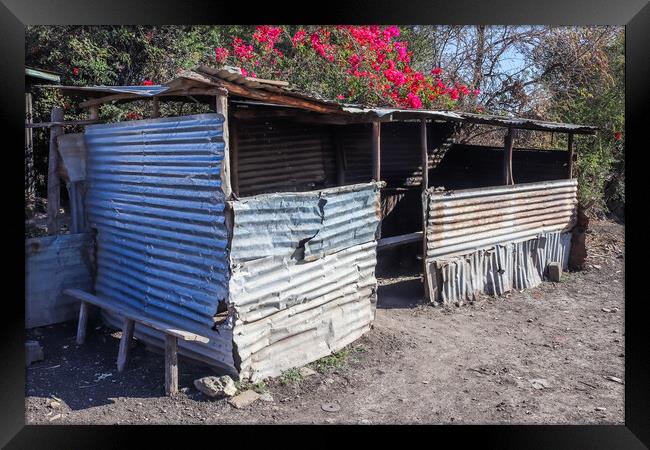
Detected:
left=567, top=133, right=575, bottom=178
left=47, top=108, right=64, bottom=234
left=25, top=93, right=35, bottom=199
left=230, top=117, right=239, bottom=197
left=76, top=301, right=89, bottom=345
left=164, top=335, right=179, bottom=395
left=334, top=131, right=346, bottom=186
left=152, top=98, right=160, bottom=118
left=503, top=126, right=514, bottom=185
left=89, top=105, right=99, bottom=120
left=372, top=121, right=381, bottom=181
left=216, top=94, right=232, bottom=199
left=420, top=119, right=430, bottom=302
left=117, top=318, right=135, bottom=372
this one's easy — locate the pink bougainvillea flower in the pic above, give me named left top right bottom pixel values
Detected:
left=240, top=67, right=248, bottom=77
left=614, top=131, right=622, bottom=140
left=449, top=88, right=459, bottom=101
left=459, top=85, right=470, bottom=96
left=215, top=47, right=229, bottom=63
left=292, top=29, right=307, bottom=47
left=336, top=94, right=345, bottom=100
left=431, top=67, right=442, bottom=76
left=142, top=79, right=154, bottom=86
left=473, top=88, right=481, bottom=96
left=406, top=92, right=422, bottom=109
left=72, top=67, right=80, bottom=76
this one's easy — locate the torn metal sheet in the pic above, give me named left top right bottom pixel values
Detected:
left=84, top=114, right=235, bottom=371
left=427, top=231, right=572, bottom=305
left=229, top=183, right=381, bottom=380
left=25, top=233, right=94, bottom=328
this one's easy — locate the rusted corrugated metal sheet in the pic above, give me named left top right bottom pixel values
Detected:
left=84, top=114, right=236, bottom=373
left=229, top=182, right=381, bottom=380
left=25, top=233, right=94, bottom=328
left=424, top=179, right=577, bottom=304
left=425, top=179, right=578, bottom=259
left=236, top=119, right=336, bottom=197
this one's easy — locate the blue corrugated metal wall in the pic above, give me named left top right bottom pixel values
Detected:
left=85, top=114, right=229, bottom=332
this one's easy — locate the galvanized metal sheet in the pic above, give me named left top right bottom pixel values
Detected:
left=25, top=233, right=94, bottom=328
left=425, top=179, right=578, bottom=259
left=229, top=183, right=381, bottom=380
left=428, top=231, right=572, bottom=305
left=85, top=114, right=235, bottom=371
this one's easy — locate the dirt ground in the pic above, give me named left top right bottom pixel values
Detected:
left=25, top=219, right=624, bottom=425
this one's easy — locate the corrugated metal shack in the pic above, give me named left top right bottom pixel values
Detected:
left=39, top=66, right=596, bottom=380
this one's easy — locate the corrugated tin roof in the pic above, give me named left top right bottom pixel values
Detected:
left=42, top=65, right=598, bottom=134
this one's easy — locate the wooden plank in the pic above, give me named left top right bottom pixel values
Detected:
left=230, top=117, right=239, bottom=197
left=420, top=119, right=430, bottom=302
left=47, top=107, right=63, bottom=234
left=117, top=318, right=135, bottom=372
left=377, top=231, right=423, bottom=250
left=420, top=119, right=429, bottom=191
left=152, top=98, right=160, bottom=118
left=164, top=335, right=179, bottom=395
left=26, top=119, right=101, bottom=129
left=216, top=94, right=232, bottom=199
left=76, top=301, right=89, bottom=345
left=567, top=133, right=575, bottom=178
left=503, top=127, right=514, bottom=185
left=372, top=121, right=381, bottom=181
left=63, top=289, right=209, bottom=343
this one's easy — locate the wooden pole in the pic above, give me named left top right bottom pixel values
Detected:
left=420, top=119, right=430, bottom=302
left=230, top=117, right=239, bottom=197
left=216, top=94, right=232, bottom=199
left=25, top=93, right=34, bottom=199
left=503, top=126, right=514, bottom=185
left=117, top=318, right=135, bottom=372
left=89, top=105, right=99, bottom=120
left=152, top=98, right=160, bottom=118
left=164, top=335, right=179, bottom=395
left=567, top=133, right=575, bottom=178
left=47, top=107, right=64, bottom=234
left=76, top=301, right=89, bottom=345
left=372, top=121, right=381, bottom=181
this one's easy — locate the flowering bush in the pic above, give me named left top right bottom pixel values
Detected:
left=213, top=25, right=479, bottom=109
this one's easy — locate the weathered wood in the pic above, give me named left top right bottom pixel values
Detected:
left=79, top=87, right=228, bottom=109
left=567, top=133, right=575, bottom=178
left=26, top=93, right=35, bottom=198
left=26, top=119, right=101, bottom=129
left=420, top=119, right=430, bottom=302
left=117, top=318, right=135, bottom=372
left=76, top=301, right=89, bottom=345
left=372, top=121, right=381, bottom=181
left=377, top=231, right=423, bottom=250
left=164, top=335, right=179, bottom=395
left=64, top=288, right=209, bottom=343
left=216, top=94, right=232, bottom=199
left=89, top=105, right=100, bottom=120
left=230, top=118, right=239, bottom=196
left=152, top=98, right=160, bottom=118
left=503, top=127, right=515, bottom=185
left=47, top=108, right=64, bottom=234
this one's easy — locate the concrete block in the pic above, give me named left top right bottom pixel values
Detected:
left=25, top=340, right=44, bottom=367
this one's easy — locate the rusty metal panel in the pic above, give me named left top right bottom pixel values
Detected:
left=229, top=183, right=381, bottom=380
left=25, top=233, right=94, bottom=328
left=428, top=231, right=572, bottom=305
left=425, top=179, right=578, bottom=260
left=85, top=114, right=236, bottom=372
left=236, top=119, right=337, bottom=197
left=424, top=179, right=577, bottom=304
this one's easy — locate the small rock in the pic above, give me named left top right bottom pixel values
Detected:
left=299, top=367, right=318, bottom=378
left=529, top=378, right=550, bottom=390
left=321, top=402, right=340, bottom=412
left=595, top=407, right=606, bottom=411
left=602, top=308, right=611, bottom=313
left=592, top=264, right=602, bottom=269
left=259, top=392, right=274, bottom=402
left=527, top=318, right=533, bottom=323
left=611, top=307, right=619, bottom=313
left=359, top=419, right=372, bottom=425
left=228, top=390, right=260, bottom=409
left=604, top=376, right=624, bottom=384
left=48, top=414, right=62, bottom=422
left=180, top=387, right=190, bottom=394
left=25, top=341, right=44, bottom=367
left=47, top=400, right=61, bottom=409
left=194, top=375, right=237, bottom=398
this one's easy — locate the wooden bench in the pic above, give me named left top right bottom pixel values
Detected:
left=63, top=288, right=209, bottom=396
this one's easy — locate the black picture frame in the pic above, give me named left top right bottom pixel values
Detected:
left=1, top=0, right=646, bottom=447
